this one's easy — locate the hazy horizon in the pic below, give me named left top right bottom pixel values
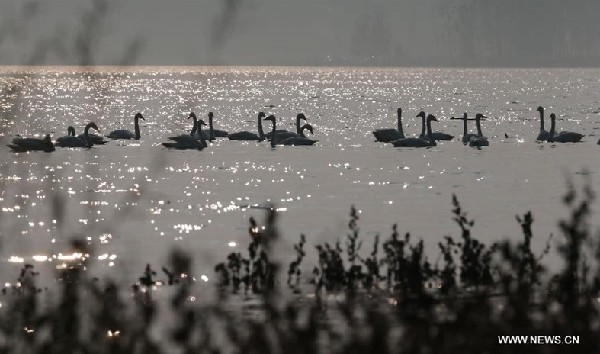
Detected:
left=1, top=0, right=599, bottom=68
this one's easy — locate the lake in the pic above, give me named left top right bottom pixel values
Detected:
left=1, top=66, right=599, bottom=286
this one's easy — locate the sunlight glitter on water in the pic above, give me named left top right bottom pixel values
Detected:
left=1, top=67, right=600, bottom=282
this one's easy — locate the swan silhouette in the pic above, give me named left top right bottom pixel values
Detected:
left=162, top=119, right=207, bottom=150
left=373, top=108, right=405, bottom=142
left=56, top=123, right=100, bottom=148
left=391, top=114, right=438, bottom=147
left=107, top=112, right=144, bottom=140
left=266, top=113, right=307, bottom=139
left=280, top=124, right=318, bottom=146
left=468, top=113, right=489, bottom=147
left=450, top=113, right=478, bottom=144
left=228, top=112, right=266, bottom=141
left=56, top=126, right=78, bottom=147
left=199, top=112, right=228, bottom=141
left=536, top=106, right=552, bottom=141
left=270, top=113, right=310, bottom=144
left=548, top=113, right=584, bottom=143
left=417, top=111, right=453, bottom=141
left=8, top=134, right=55, bottom=152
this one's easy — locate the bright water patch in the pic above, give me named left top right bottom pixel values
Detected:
left=1, top=67, right=599, bottom=283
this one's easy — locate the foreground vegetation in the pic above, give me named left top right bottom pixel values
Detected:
left=1, top=182, right=599, bottom=353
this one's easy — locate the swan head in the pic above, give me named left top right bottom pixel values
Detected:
left=426, top=114, right=438, bottom=122
left=536, top=106, right=544, bottom=113
left=475, top=113, right=487, bottom=121
left=549, top=113, right=556, bottom=121
left=188, top=112, right=197, bottom=120
left=302, top=123, right=314, bottom=135
left=297, top=113, right=306, bottom=121
left=416, top=111, right=426, bottom=118
left=463, top=112, right=468, bottom=119
left=198, top=119, right=207, bottom=126
left=208, top=112, right=214, bottom=120
left=67, top=126, right=75, bottom=136
left=86, top=122, right=100, bottom=132
left=264, top=114, right=276, bottom=123
left=135, top=112, right=144, bottom=121
left=258, top=112, right=266, bottom=119
left=397, top=107, right=402, bottom=115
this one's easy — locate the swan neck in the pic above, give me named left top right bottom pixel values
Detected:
left=539, top=110, right=545, bottom=131
left=270, top=120, right=276, bottom=148
left=549, top=118, right=556, bottom=136
left=426, top=119, right=433, bottom=140
left=134, top=118, right=141, bottom=140
left=463, top=118, right=468, bottom=136
left=84, top=125, right=92, bottom=147
left=476, top=119, right=483, bottom=137
left=296, top=117, right=301, bottom=134
left=198, top=124, right=206, bottom=145
left=258, top=115, right=265, bottom=139
left=209, top=119, right=215, bottom=140
left=397, top=111, right=404, bottom=136
left=420, top=116, right=426, bottom=137
left=190, top=116, right=198, bottom=135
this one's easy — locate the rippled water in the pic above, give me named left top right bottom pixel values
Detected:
left=1, top=66, right=599, bottom=284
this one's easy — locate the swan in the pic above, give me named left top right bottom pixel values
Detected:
left=548, top=113, right=584, bottom=143
left=266, top=113, right=307, bottom=139
left=269, top=113, right=310, bottom=143
left=417, top=111, right=454, bottom=141
left=162, top=119, right=207, bottom=150
left=280, top=124, right=318, bottom=146
left=8, top=134, right=55, bottom=152
left=263, top=114, right=279, bottom=148
left=56, top=123, right=100, bottom=148
left=450, top=113, right=478, bottom=144
left=228, top=112, right=266, bottom=141
left=391, top=114, right=438, bottom=147
left=536, top=106, right=552, bottom=141
left=468, top=113, right=489, bottom=147
left=373, top=108, right=405, bottom=142
left=202, top=112, right=228, bottom=140
left=77, top=125, right=107, bottom=145
left=106, top=112, right=145, bottom=140
left=56, top=126, right=78, bottom=147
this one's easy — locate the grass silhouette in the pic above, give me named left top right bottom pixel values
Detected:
left=0, top=181, right=599, bottom=353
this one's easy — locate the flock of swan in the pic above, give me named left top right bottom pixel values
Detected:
left=6, top=111, right=318, bottom=152
left=372, top=105, right=586, bottom=147
left=5, top=105, right=594, bottom=152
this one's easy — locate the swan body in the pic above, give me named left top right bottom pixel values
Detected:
left=77, top=133, right=108, bottom=145
left=417, top=111, right=453, bottom=141
left=200, top=112, right=228, bottom=141
left=548, top=113, right=583, bottom=143
left=280, top=124, right=318, bottom=146
left=163, top=117, right=207, bottom=150
left=228, top=112, right=266, bottom=141
left=391, top=114, right=438, bottom=147
left=267, top=113, right=308, bottom=140
left=56, top=126, right=82, bottom=147
left=57, top=123, right=100, bottom=148
left=107, top=112, right=144, bottom=140
left=468, top=113, right=489, bottom=147
left=270, top=115, right=308, bottom=144
left=451, top=113, right=478, bottom=144
left=373, top=108, right=405, bottom=142
left=535, top=106, right=552, bottom=141
left=8, top=134, right=55, bottom=152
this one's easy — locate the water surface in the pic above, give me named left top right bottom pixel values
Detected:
left=1, top=66, right=599, bottom=284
